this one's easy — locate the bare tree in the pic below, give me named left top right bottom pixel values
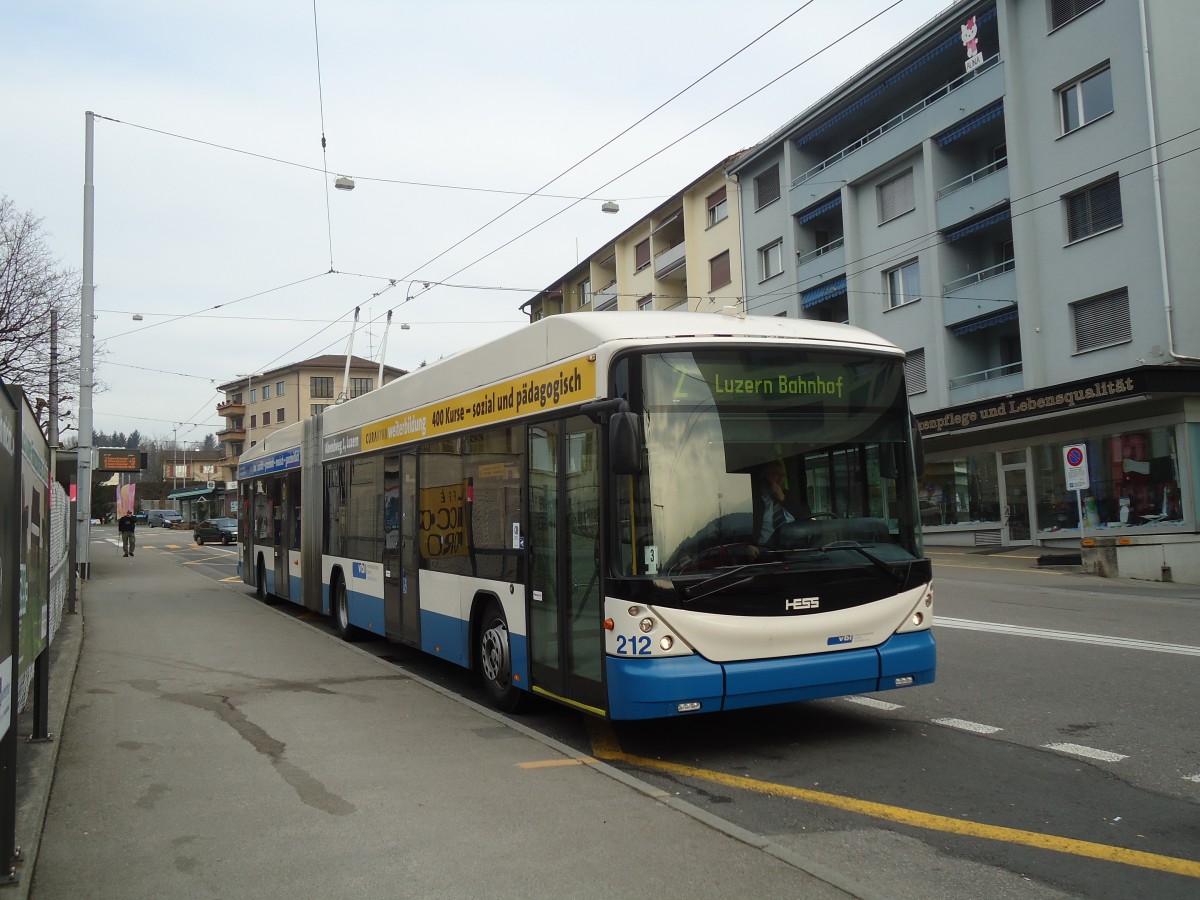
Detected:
left=0, top=196, right=84, bottom=432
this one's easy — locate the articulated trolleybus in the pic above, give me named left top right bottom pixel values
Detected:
left=238, top=313, right=935, bottom=720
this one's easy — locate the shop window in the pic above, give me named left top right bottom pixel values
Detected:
left=919, top=453, right=1001, bottom=525
left=1030, top=427, right=1182, bottom=536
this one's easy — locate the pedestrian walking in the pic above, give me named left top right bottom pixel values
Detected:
left=117, top=510, right=136, bottom=557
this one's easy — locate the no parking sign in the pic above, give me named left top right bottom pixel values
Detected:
left=1064, top=444, right=1089, bottom=491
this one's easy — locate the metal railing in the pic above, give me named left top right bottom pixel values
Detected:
left=793, top=54, right=1001, bottom=188
left=948, top=361, right=1022, bottom=390
left=937, top=156, right=1008, bottom=199
left=943, top=258, right=1015, bottom=295
left=796, top=236, right=845, bottom=265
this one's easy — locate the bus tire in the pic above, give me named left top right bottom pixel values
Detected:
left=478, top=599, right=525, bottom=713
left=255, top=556, right=271, bottom=603
left=332, top=575, right=360, bottom=642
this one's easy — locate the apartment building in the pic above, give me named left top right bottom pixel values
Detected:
left=729, top=0, right=1200, bottom=574
left=215, top=354, right=404, bottom=484
left=522, top=154, right=746, bottom=320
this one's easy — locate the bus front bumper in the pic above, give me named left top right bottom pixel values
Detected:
left=604, top=630, right=935, bottom=721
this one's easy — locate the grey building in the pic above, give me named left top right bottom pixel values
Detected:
left=730, top=0, right=1200, bottom=578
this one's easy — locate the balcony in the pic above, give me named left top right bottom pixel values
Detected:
left=936, top=160, right=1010, bottom=231
left=654, top=241, right=687, bottom=281
left=593, top=281, right=617, bottom=311
left=792, top=55, right=1004, bottom=190
left=217, top=426, right=246, bottom=443
left=943, top=261, right=1016, bottom=328
left=796, top=238, right=845, bottom=289
left=217, top=399, right=245, bottom=416
left=948, top=362, right=1024, bottom=405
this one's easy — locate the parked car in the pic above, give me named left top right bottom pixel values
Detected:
left=194, top=518, right=238, bottom=545
left=146, top=509, right=183, bottom=528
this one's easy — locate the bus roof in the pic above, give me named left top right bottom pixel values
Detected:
left=241, top=312, right=902, bottom=465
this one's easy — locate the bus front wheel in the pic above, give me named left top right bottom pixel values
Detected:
left=478, top=600, right=525, bottom=713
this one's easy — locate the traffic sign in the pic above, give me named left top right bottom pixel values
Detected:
left=1063, top=444, right=1089, bottom=491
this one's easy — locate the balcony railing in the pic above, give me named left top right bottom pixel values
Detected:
left=654, top=241, right=687, bottom=279
left=794, top=54, right=1001, bottom=188
left=943, top=258, right=1015, bottom=295
left=217, top=400, right=245, bottom=416
left=797, top=236, right=845, bottom=265
left=937, top=157, right=1008, bottom=199
left=948, top=361, right=1023, bottom=390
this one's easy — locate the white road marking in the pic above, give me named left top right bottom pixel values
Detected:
left=1042, top=742, right=1128, bottom=763
left=1184, top=774, right=1200, bottom=783
left=932, top=717, right=1002, bottom=734
left=844, top=696, right=903, bottom=711
left=935, top=617, right=1200, bottom=656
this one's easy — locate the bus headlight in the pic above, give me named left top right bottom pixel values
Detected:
left=639, top=617, right=655, bottom=633
left=659, top=635, right=674, bottom=651
left=912, top=611, right=924, bottom=627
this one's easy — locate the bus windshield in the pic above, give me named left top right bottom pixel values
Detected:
left=616, top=348, right=923, bottom=578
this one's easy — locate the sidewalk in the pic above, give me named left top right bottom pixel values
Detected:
left=18, top=532, right=861, bottom=900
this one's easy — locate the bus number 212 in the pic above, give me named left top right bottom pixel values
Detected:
left=615, top=635, right=652, bottom=656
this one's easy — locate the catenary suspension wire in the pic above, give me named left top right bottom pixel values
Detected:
left=312, top=0, right=335, bottom=269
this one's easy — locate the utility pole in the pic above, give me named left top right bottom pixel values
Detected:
left=77, top=111, right=96, bottom=579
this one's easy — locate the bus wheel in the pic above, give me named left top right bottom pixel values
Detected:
left=333, top=576, right=360, bottom=642
left=479, top=600, right=525, bottom=712
left=255, top=557, right=269, bottom=603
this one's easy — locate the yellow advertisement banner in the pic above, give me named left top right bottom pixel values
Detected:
left=361, top=356, right=596, bottom=452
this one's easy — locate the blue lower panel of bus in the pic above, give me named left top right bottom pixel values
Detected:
left=420, top=609, right=470, bottom=667
left=606, top=630, right=936, bottom=720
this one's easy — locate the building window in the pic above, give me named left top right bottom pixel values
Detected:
left=1050, top=0, right=1103, bottom=30
left=262, top=383, right=271, bottom=400
left=878, top=170, right=915, bottom=223
left=351, top=377, right=372, bottom=398
left=276, top=381, right=285, bottom=396
left=1059, top=64, right=1112, bottom=134
left=904, top=348, right=927, bottom=395
left=577, top=279, right=591, bottom=308
left=250, top=415, right=257, bottom=428
left=263, top=411, right=271, bottom=426
left=709, top=251, right=731, bottom=290
left=885, top=259, right=921, bottom=308
left=277, top=408, right=285, bottom=424
left=637, top=294, right=654, bottom=311
left=707, top=187, right=728, bottom=226
left=635, top=239, right=651, bottom=271
left=1065, top=175, right=1122, bottom=242
left=759, top=240, right=783, bottom=281
left=311, top=376, right=334, bottom=399
left=249, top=387, right=257, bottom=403
left=754, top=164, right=780, bottom=210
left=311, top=404, right=329, bottom=416
left=1073, top=288, right=1130, bottom=352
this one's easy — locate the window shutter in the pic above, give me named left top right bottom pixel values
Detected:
left=904, top=348, right=927, bottom=395
left=755, top=165, right=780, bottom=208
left=1067, top=176, right=1122, bottom=241
left=879, top=171, right=915, bottom=222
left=635, top=239, right=650, bottom=270
left=1050, top=0, right=1102, bottom=29
left=709, top=251, right=731, bottom=289
left=1074, top=290, right=1131, bottom=351
left=707, top=186, right=726, bottom=211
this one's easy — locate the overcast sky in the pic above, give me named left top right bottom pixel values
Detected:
left=4, top=0, right=952, bottom=447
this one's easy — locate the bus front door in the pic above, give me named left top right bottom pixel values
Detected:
left=272, top=475, right=291, bottom=602
left=527, top=416, right=605, bottom=714
left=383, top=452, right=420, bottom=646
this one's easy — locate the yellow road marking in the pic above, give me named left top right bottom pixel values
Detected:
left=586, top=721, right=1200, bottom=878
left=518, top=758, right=589, bottom=770
left=931, top=562, right=1068, bottom=576
left=219, top=576, right=241, bottom=583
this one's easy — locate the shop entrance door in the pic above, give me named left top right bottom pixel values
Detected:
left=1000, top=462, right=1033, bottom=544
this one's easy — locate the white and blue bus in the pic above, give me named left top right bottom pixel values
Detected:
left=238, top=313, right=935, bottom=720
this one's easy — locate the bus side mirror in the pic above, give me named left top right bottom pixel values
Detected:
left=610, top=410, right=642, bottom=475
left=911, top=414, right=925, bottom=475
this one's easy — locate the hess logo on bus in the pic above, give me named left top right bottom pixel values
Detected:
left=785, top=596, right=820, bottom=611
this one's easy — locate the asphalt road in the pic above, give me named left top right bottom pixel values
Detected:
left=138, top=532, right=1200, bottom=900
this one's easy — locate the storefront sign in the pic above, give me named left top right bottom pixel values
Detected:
left=916, top=370, right=1154, bottom=439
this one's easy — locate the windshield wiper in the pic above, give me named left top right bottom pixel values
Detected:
left=679, top=552, right=825, bottom=603
left=821, top=541, right=907, bottom=585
